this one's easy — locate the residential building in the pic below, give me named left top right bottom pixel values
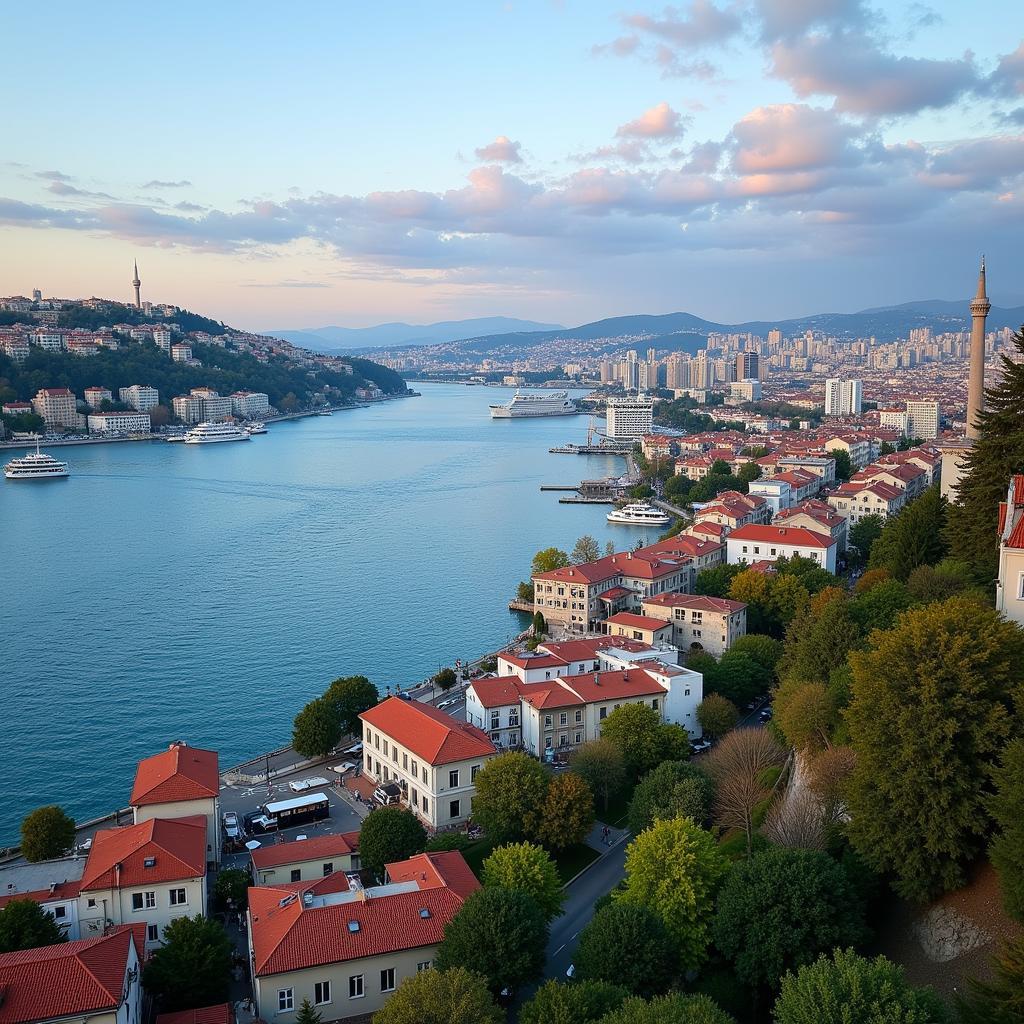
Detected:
left=776, top=499, right=848, bottom=550
left=0, top=857, right=86, bottom=940
left=736, top=351, right=760, bottom=380
left=822, top=434, right=874, bottom=469
left=824, top=378, right=863, bottom=416
left=905, top=399, right=940, bottom=440
left=360, top=698, right=496, bottom=829
left=129, top=742, right=220, bottom=866
left=729, top=379, right=762, bottom=402
left=726, top=524, right=838, bottom=573
left=152, top=327, right=172, bottom=352
left=88, top=411, right=152, bottom=433
left=190, top=388, right=233, bottom=421
left=875, top=446, right=941, bottom=487
left=247, top=851, right=478, bottom=1022
left=0, top=928, right=144, bottom=1024
left=119, top=384, right=160, bottom=412
left=31, top=387, right=78, bottom=428
left=746, top=476, right=791, bottom=515
left=2, top=401, right=33, bottom=417
left=640, top=433, right=678, bottom=460
left=878, top=408, right=909, bottom=435
left=251, top=832, right=361, bottom=886
left=605, top=395, right=654, bottom=440
left=230, top=390, right=271, bottom=417
left=29, top=330, right=64, bottom=352
left=851, top=462, right=927, bottom=500
left=996, top=475, right=1024, bottom=629
left=693, top=491, right=771, bottom=532
left=603, top=611, right=674, bottom=646
left=156, top=1004, right=235, bottom=1024
left=171, top=343, right=193, bottom=362
left=827, top=480, right=906, bottom=524
left=640, top=593, right=747, bottom=656
left=1, top=337, right=29, bottom=362
left=83, top=386, right=112, bottom=409
left=78, top=816, right=208, bottom=948
left=464, top=676, right=525, bottom=749
left=172, top=394, right=204, bottom=423
left=776, top=455, right=836, bottom=486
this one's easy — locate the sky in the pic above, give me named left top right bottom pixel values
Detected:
left=1, top=0, right=1022, bottom=331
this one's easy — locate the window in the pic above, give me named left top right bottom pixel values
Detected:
left=509, top=732, right=519, bottom=745
left=278, top=989, right=294, bottom=1012
left=574, top=731, right=582, bottom=744
left=575, top=709, right=583, bottom=723
left=417, top=960, right=432, bottom=972
left=403, top=752, right=408, bottom=770
left=349, top=975, right=364, bottom=999
left=651, top=698, right=659, bottom=710
left=383, top=740, right=389, bottom=756
left=380, top=968, right=396, bottom=992
left=558, top=733, right=568, bottom=747
left=421, top=766, right=428, bottom=784
left=323, top=862, right=333, bottom=876
left=509, top=712, right=519, bottom=726
left=544, top=714, right=553, bottom=728
left=315, top=980, right=331, bottom=1005
left=53, top=905, right=66, bottom=919
left=450, top=798, right=461, bottom=818
left=448, top=768, right=460, bottom=788
left=169, top=888, right=186, bottom=906
left=412, top=788, right=419, bottom=807
left=1017, top=573, right=1024, bottom=600
left=422, top=797, right=429, bottom=814
left=471, top=764, right=481, bottom=782
left=545, top=736, right=552, bottom=749
left=87, top=898, right=97, bottom=909
left=411, top=759, right=418, bottom=775
left=490, top=712, right=500, bottom=730
left=131, top=891, right=155, bottom=911
left=147, top=924, right=159, bottom=942
left=290, top=869, right=301, bottom=882
left=599, top=706, right=607, bottom=720
left=559, top=712, right=567, bottom=726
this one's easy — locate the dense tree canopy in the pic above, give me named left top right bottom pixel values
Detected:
left=19, top=805, right=75, bottom=863
left=323, top=675, right=378, bottom=736
left=518, top=979, right=628, bottom=1024
left=535, top=772, right=595, bottom=850
left=868, top=486, right=948, bottom=581
left=0, top=899, right=66, bottom=953
left=600, top=703, right=690, bottom=780
left=142, top=915, right=233, bottom=1010
left=571, top=739, right=628, bottom=814
left=574, top=902, right=675, bottom=997
left=598, top=994, right=737, bottom=1024
left=988, top=738, right=1024, bottom=922
left=572, top=535, right=602, bottom=564
left=291, top=696, right=342, bottom=758
left=371, top=967, right=503, bottom=1024
left=628, top=761, right=715, bottom=834
left=532, top=547, right=570, bottom=575
left=470, top=752, right=549, bottom=842
left=956, top=936, right=1024, bottom=1024
left=358, top=806, right=427, bottom=877
left=696, top=694, right=738, bottom=739
left=481, top=842, right=564, bottom=920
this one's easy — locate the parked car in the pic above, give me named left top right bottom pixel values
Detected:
left=343, top=741, right=363, bottom=756
left=437, top=697, right=460, bottom=709
left=288, top=779, right=311, bottom=792
left=373, top=783, right=402, bottom=807
left=331, top=762, right=356, bottom=776
left=222, top=811, right=241, bottom=839
left=244, top=812, right=279, bottom=835
left=397, top=691, right=412, bottom=701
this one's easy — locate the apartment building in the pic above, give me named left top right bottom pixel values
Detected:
left=464, top=676, right=525, bottom=749
left=640, top=434, right=679, bottom=459
left=248, top=852, right=478, bottom=1022
left=603, top=612, right=674, bottom=646
left=0, top=857, right=86, bottom=940
left=775, top=499, right=848, bottom=551
left=29, top=330, right=64, bottom=352
left=726, top=524, right=838, bottom=573
left=152, top=327, right=173, bottom=351
left=88, top=411, right=152, bottom=433
left=2, top=400, right=33, bottom=417
left=78, top=816, right=208, bottom=948
left=251, top=832, right=361, bottom=886
left=171, top=344, right=193, bottom=362
left=230, top=390, right=271, bottom=417
left=172, top=394, right=204, bottom=423
left=360, top=698, right=496, bottom=829
left=875, top=446, right=941, bottom=487
left=823, top=435, right=874, bottom=468
left=905, top=399, right=940, bottom=440
left=996, top=475, right=1024, bottom=629
left=129, top=742, right=220, bottom=866
left=640, top=593, right=747, bottom=656
left=2, top=336, right=30, bottom=361
left=851, top=462, right=927, bottom=500
left=83, top=386, right=112, bottom=409
left=189, top=387, right=233, bottom=420
left=693, top=491, right=771, bottom=532
left=776, top=455, right=836, bottom=486
left=605, top=395, right=654, bottom=440
left=824, top=378, right=863, bottom=416
left=827, top=480, right=906, bottom=524
left=31, top=387, right=78, bottom=428
left=878, top=408, right=909, bottom=435
left=119, top=384, right=160, bottom=412
left=747, top=471, right=821, bottom=515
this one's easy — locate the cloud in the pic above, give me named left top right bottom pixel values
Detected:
left=988, top=43, right=1024, bottom=99
left=754, top=0, right=867, bottom=41
left=46, top=181, right=115, bottom=200
left=473, top=136, right=523, bottom=163
left=616, top=101, right=689, bottom=139
left=622, top=1, right=742, bottom=49
left=142, top=179, right=193, bottom=188
left=175, top=200, right=207, bottom=212
left=35, top=170, right=73, bottom=182
left=729, top=104, right=861, bottom=174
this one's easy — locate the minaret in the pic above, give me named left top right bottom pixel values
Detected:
left=966, top=256, right=990, bottom=440
left=131, top=260, right=142, bottom=309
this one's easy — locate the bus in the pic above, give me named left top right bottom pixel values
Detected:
left=262, top=792, right=331, bottom=829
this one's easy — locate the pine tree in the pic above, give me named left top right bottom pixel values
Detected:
left=295, top=1000, right=323, bottom=1024
left=946, top=327, right=1024, bottom=581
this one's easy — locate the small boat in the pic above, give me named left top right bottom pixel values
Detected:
left=317, top=409, right=333, bottom=416
left=606, top=502, right=671, bottom=526
left=245, top=422, right=268, bottom=434
left=4, top=439, right=70, bottom=480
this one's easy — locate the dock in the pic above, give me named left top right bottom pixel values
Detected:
left=559, top=496, right=616, bottom=504
left=540, top=484, right=581, bottom=491
left=549, top=443, right=632, bottom=455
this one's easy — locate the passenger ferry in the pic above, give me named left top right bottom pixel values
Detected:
left=245, top=422, right=268, bottom=435
left=183, top=421, right=251, bottom=444
left=489, top=390, right=578, bottom=418
left=4, top=440, right=70, bottom=480
left=606, top=502, right=671, bottom=526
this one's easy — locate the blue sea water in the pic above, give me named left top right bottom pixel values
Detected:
left=0, top=384, right=659, bottom=842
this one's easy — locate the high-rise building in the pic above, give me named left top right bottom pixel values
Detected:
left=906, top=400, right=940, bottom=440
left=736, top=352, right=760, bottom=381
left=119, top=385, right=160, bottom=412
left=824, top=378, right=863, bottom=416
left=32, top=387, right=78, bottom=427
left=606, top=395, right=654, bottom=440
left=767, top=328, right=782, bottom=347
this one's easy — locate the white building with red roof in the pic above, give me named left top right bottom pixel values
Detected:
left=827, top=479, right=906, bottom=524
left=726, top=524, right=837, bottom=573
left=603, top=611, right=674, bottom=646
left=359, top=698, right=496, bottom=829
left=0, top=857, right=85, bottom=940
left=996, top=475, right=1024, bottom=629
left=247, top=851, right=478, bottom=1021
left=775, top=499, right=848, bottom=551
left=693, top=490, right=771, bottom=533
left=251, top=831, right=361, bottom=886
left=78, top=815, right=208, bottom=948
left=0, top=927, right=144, bottom=1024
left=851, top=461, right=927, bottom=499
left=130, top=741, right=220, bottom=866
left=641, top=593, right=748, bottom=656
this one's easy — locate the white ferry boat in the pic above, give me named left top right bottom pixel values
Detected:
left=183, top=421, right=251, bottom=444
left=607, top=502, right=671, bottom=526
left=245, top=422, right=268, bottom=434
left=4, top=440, right=70, bottom=480
left=489, top=391, right=578, bottom=419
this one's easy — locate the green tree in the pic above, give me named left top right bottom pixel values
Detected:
left=946, top=327, right=1024, bottom=581
left=481, top=842, right=564, bottom=920
left=434, top=667, right=458, bottom=690
left=572, top=535, right=602, bottom=564
left=371, top=966, right=502, bottom=1024
left=737, top=462, right=762, bottom=486
left=598, top=994, right=737, bottom=1024
left=535, top=772, right=595, bottom=851
left=213, top=867, right=250, bottom=912
left=435, top=887, right=548, bottom=994
left=697, top=694, right=738, bottom=739
left=773, top=554, right=836, bottom=596
left=905, top=559, right=979, bottom=604
left=713, top=848, right=868, bottom=991
left=845, top=597, right=1024, bottom=901
left=831, top=449, right=852, bottom=481
left=470, top=751, right=549, bottom=842
left=0, top=899, right=66, bottom=953
left=702, top=650, right=769, bottom=708
left=601, top=704, right=690, bottom=780
left=695, top=563, right=744, bottom=598
left=778, top=590, right=860, bottom=688
left=291, top=696, right=342, bottom=758
left=989, top=738, right=1024, bottom=922
left=19, top=805, right=75, bottom=862
left=323, top=675, right=378, bottom=736
left=142, top=915, right=233, bottom=1010
left=533, top=547, right=570, bottom=575
left=571, top=740, right=627, bottom=815
left=628, top=761, right=715, bottom=834
left=956, top=936, right=1024, bottom=1024
left=519, top=979, right=628, bottom=1024
left=295, top=999, right=322, bottom=1024
left=848, top=578, right=912, bottom=633
left=574, top=902, right=675, bottom=996
left=868, top=486, right=948, bottom=581
left=729, top=634, right=784, bottom=679
left=517, top=580, right=535, bottom=601
left=848, top=514, right=884, bottom=563
left=358, top=806, right=427, bottom=877
left=618, top=817, right=729, bottom=970
left=773, top=948, right=948, bottom=1024
left=773, top=679, right=840, bottom=753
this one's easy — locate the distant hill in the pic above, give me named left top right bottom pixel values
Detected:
left=265, top=316, right=565, bottom=351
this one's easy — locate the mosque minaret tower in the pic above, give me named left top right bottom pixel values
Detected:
left=132, top=259, right=142, bottom=309
left=966, top=256, right=990, bottom=440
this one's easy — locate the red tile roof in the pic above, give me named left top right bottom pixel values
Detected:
left=251, top=832, right=358, bottom=870
left=0, top=879, right=81, bottom=911
left=360, top=697, right=496, bottom=766
left=643, top=593, right=746, bottom=614
left=728, top=524, right=835, bottom=549
left=0, top=929, right=137, bottom=1023
left=81, top=816, right=207, bottom=891
left=130, top=743, right=219, bottom=806
left=604, top=612, right=672, bottom=632
left=385, top=851, right=480, bottom=899
left=468, top=676, right=527, bottom=709
left=520, top=668, right=666, bottom=709
left=157, top=1005, right=234, bottom=1024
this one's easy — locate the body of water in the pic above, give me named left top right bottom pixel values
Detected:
left=0, top=384, right=661, bottom=841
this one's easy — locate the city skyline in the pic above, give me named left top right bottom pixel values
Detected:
left=1, top=1, right=1022, bottom=330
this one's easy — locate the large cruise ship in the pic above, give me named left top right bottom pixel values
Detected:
left=183, top=422, right=251, bottom=444
left=489, top=391, right=579, bottom=418
left=607, top=502, right=671, bottom=526
left=4, top=440, right=70, bottom=480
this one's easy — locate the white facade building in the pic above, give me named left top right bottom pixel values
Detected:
left=824, top=378, right=863, bottom=417
left=606, top=395, right=654, bottom=440
left=88, top=411, right=152, bottom=433
left=230, top=391, right=271, bottom=417
left=119, top=385, right=160, bottom=412
left=726, top=524, right=838, bottom=573
left=905, top=400, right=940, bottom=440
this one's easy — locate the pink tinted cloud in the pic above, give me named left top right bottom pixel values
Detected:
left=730, top=104, right=858, bottom=174
left=616, top=101, right=688, bottom=139
left=474, top=136, right=523, bottom=164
